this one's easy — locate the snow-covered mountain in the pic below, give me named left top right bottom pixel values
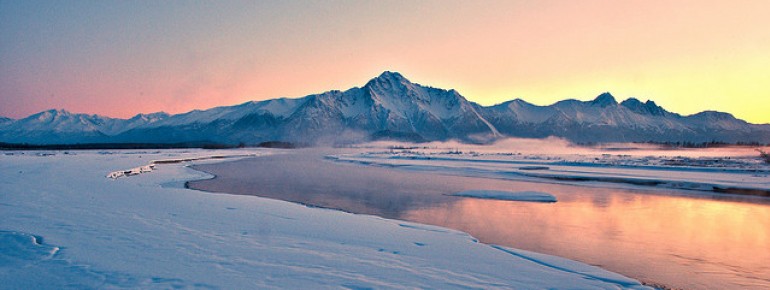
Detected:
left=0, top=110, right=168, bottom=144
left=2, top=71, right=769, bottom=145
left=113, top=71, right=497, bottom=145
left=278, top=71, right=498, bottom=143
left=479, top=92, right=769, bottom=143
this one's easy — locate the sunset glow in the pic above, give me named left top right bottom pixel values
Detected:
left=2, top=0, right=769, bottom=123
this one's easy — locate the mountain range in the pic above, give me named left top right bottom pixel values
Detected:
left=2, top=71, right=769, bottom=145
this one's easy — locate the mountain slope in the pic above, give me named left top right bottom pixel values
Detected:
left=2, top=72, right=769, bottom=145
left=113, top=98, right=307, bottom=144
left=0, top=110, right=169, bottom=144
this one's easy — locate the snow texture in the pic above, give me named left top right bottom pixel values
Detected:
left=451, top=190, right=557, bottom=202
left=0, top=149, right=649, bottom=289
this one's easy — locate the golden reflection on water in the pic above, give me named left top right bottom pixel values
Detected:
left=404, top=190, right=770, bottom=290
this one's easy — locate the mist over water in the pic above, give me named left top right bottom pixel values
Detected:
left=363, top=137, right=769, bottom=158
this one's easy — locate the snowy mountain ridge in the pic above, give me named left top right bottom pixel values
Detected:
left=0, top=109, right=169, bottom=144
left=2, top=71, right=769, bottom=145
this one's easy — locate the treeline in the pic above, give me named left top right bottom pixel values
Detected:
left=637, top=141, right=768, bottom=148
left=0, top=141, right=245, bottom=150
left=576, top=141, right=768, bottom=148
left=0, top=141, right=304, bottom=150
left=256, top=141, right=302, bottom=149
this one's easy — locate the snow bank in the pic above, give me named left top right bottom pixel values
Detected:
left=359, top=137, right=770, bottom=158
left=106, top=153, right=259, bottom=179
left=451, top=190, right=557, bottom=202
left=107, top=164, right=154, bottom=178
left=0, top=149, right=649, bottom=289
left=331, top=152, right=770, bottom=197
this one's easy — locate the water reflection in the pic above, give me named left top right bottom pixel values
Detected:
left=189, top=150, right=770, bottom=290
left=190, top=152, right=463, bottom=217
left=405, top=193, right=770, bottom=289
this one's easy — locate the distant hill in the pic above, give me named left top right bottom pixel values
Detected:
left=2, top=71, right=769, bottom=145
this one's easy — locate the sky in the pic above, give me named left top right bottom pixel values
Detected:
left=1, top=0, right=769, bottom=123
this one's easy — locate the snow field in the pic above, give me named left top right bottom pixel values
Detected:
left=0, top=149, right=649, bottom=289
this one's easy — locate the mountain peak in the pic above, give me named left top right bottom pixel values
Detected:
left=45, top=109, right=71, bottom=115
left=642, top=100, right=667, bottom=115
left=367, top=71, right=411, bottom=86
left=377, top=70, right=406, bottom=79
left=691, top=110, right=736, bottom=120
left=621, top=98, right=668, bottom=116
left=591, top=92, right=618, bottom=107
left=130, top=112, right=170, bottom=121
left=504, top=98, right=536, bottom=108
left=28, top=109, right=72, bottom=120
left=620, top=97, right=642, bottom=107
left=363, top=71, right=416, bottom=98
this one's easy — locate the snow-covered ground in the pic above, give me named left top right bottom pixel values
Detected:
left=0, top=149, right=650, bottom=289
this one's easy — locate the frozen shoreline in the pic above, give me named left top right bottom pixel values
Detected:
left=0, top=149, right=650, bottom=289
left=329, top=152, right=770, bottom=198
left=449, top=190, right=558, bottom=202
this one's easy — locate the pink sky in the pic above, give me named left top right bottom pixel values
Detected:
left=2, top=0, right=769, bottom=123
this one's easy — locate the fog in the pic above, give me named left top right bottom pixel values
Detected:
left=359, top=137, right=769, bottom=158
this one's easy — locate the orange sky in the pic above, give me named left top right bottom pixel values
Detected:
left=1, top=0, right=769, bottom=123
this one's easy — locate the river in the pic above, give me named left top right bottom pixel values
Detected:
left=187, top=149, right=770, bottom=290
